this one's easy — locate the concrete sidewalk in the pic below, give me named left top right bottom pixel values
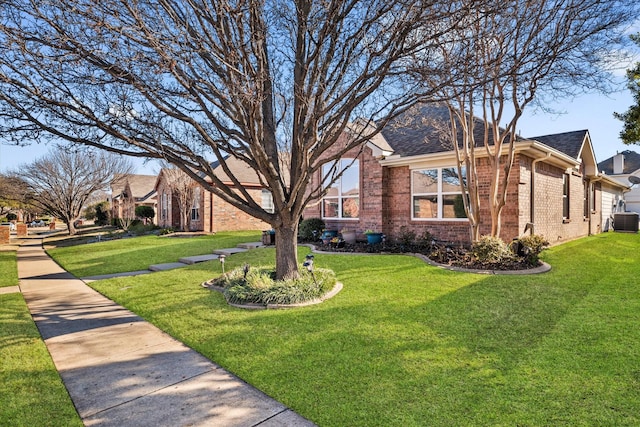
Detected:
left=17, top=237, right=315, bottom=427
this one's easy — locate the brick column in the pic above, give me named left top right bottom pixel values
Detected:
left=16, top=223, right=27, bottom=237
left=0, top=226, right=9, bottom=244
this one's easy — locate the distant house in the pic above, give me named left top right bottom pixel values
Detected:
left=304, top=105, right=628, bottom=245
left=110, top=174, right=158, bottom=224
left=598, top=150, right=640, bottom=216
left=155, top=157, right=272, bottom=232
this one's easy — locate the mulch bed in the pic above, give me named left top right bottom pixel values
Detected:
left=308, top=240, right=540, bottom=271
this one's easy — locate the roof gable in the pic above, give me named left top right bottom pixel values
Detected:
left=528, top=130, right=588, bottom=159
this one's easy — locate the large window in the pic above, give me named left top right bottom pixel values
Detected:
left=412, top=167, right=467, bottom=220
left=322, top=159, right=359, bottom=219
left=161, top=192, right=167, bottom=221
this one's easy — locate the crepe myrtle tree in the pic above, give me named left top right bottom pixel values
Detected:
left=19, top=148, right=133, bottom=235
left=0, top=0, right=470, bottom=279
left=410, top=0, right=637, bottom=241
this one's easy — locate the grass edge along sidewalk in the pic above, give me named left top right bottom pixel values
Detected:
left=0, top=292, right=83, bottom=426
left=78, top=232, right=640, bottom=427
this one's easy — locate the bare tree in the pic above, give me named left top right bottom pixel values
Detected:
left=20, top=148, right=133, bottom=235
left=162, top=167, right=195, bottom=232
left=0, top=0, right=468, bottom=279
left=0, top=173, right=35, bottom=217
left=412, top=0, right=636, bottom=241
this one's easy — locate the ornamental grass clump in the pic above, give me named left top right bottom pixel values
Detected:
left=471, top=235, right=514, bottom=264
left=216, top=265, right=337, bottom=305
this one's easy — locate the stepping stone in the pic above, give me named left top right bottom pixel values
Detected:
left=212, top=247, right=248, bottom=256
left=178, top=254, right=219, bottom=265
left=148, top=262, right=188, bottom=272
left=237, top=242, right=263, bottom=249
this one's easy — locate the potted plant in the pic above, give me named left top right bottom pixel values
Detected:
left=341, top=228, right=356, bottom=244
left=321, top=229, right=338, bottom=244
left=364, top=229, right=383, bottom=244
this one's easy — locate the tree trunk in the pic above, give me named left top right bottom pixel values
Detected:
left=274, top=221, right=299, bottom=281
left=66, top=219, right=76, bottom=235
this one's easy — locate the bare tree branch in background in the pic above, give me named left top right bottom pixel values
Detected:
left=0, top=0, right=466, bottom=279
left=20, top=148, right=133, bottom=235
left=411, top=0, right=637, bottom=241
left=162, top=167, right=195, bottom=232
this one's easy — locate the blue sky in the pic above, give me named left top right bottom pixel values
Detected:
left=2, top=87, right=637, bottom=176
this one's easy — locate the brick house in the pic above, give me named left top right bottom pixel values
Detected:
left=304, top=106, right=628, bottom=246
left=110, top=174, right=158, bottom=224
left=155, top=157, right=272, bottom=232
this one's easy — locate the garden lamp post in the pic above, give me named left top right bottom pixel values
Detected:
left=219, top=254, right=226, bottom=274
left=303, top=254, right=317, bottom=286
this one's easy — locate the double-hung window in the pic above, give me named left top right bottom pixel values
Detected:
left=261, top=189, right=275, bottom=213
left=412, top=167, right=467, bottom=220
left=322, top=159, right=359, bottom=219
left=191, top=191, right=200, bottom=221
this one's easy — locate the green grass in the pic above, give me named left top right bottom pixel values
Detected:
left=0, top=294, right=82, bottom=426
left=54, top=232, right=640, bottom=426
left=46, top=230, right=261, bottom=277
left=0, top=251, right=18, bottom=287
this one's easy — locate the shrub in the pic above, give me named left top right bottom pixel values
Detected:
left=514, top=234, right=549, bottom=265
left=6, top=213, right=17, bottom=221
left=396, top=226, right=417, bottom=246
left=471, top=235, right=513, bottom=264
left=299, top=217, right=325, bottom=241
left=135, top=205, right=155, bottom=222
left=216, top=265, right=337, bottom=305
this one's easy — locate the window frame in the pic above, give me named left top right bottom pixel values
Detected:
left=411, top=166, right=468, bottom=221
left=190, top=190, right=200, bottom=221
left=321, top=158, right=360, bottom=220
left=563, top=173, right=570, bottom=220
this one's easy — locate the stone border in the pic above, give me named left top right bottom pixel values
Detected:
left=201, top=280, right=343, bottom=310
left=304, top=244, right=551, bottom=275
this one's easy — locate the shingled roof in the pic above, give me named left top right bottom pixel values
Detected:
left=528, top=130, right=588, bottom=159
left=597, top=150, right=640, bottom=175
left=380, top=104, right=524, bottom=158
left=111, top=174, right=157, bottom=201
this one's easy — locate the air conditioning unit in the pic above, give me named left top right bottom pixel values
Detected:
left=614, top=212, right=639, bottom=233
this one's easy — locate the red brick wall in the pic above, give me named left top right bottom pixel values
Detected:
left=304, top=140, right=602, bottom=246
left=209, top=187, right=270, bottom=232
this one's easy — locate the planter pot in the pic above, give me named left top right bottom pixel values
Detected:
left=320, top=230, right=338, bottom=242
left=341, top=231, right=356, bottom=244
left=366, top=233, right=383, bottom=244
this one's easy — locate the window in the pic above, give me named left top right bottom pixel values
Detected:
left=412, top=167, right=467, bottom=220
left=191, top=191, right=200, bottom=221
left=261, top=190, right=274, bottom=213
left=583, top=180, right=589, bottom=219
left=161, top=192, right=167, bottom=221
left=322, top=159, right=359, bottom=219
left=563, top=173, right=570, bottom=220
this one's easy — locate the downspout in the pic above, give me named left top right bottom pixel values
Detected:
left=529, top=153, right=551, bottom=235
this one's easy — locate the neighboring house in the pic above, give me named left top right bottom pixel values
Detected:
left=155, top=157, right=273, bottom=232
left=110, top=174, right=158, bottom=224
left=304, top=105, right=628, bottom=245
left=597, top=150, right=640, bottom=216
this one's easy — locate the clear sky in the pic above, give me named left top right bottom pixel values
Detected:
left=0, top=88, right=638, bottom=176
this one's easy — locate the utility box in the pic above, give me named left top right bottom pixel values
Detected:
left=614, top=212, right=639, bottom=233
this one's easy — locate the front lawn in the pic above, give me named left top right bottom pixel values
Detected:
left=46, top=230, right=261, bottom=277
left=59, top=232, right=640, bottom=426
left=0, top=251, right=18, bottom=287
left=0, top=293, right=82, bottom=426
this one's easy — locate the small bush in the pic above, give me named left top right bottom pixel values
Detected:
left=299, top=218, right=325, bottom=241
left=396, top=226, right=417, bottom=246
left=6, top=213, right=17, bottom=221
left=471, top=235, right=513, bottom=264
left=215, top=265, right=337, bottom=305
left=514, top=234, right=549, bottom=265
